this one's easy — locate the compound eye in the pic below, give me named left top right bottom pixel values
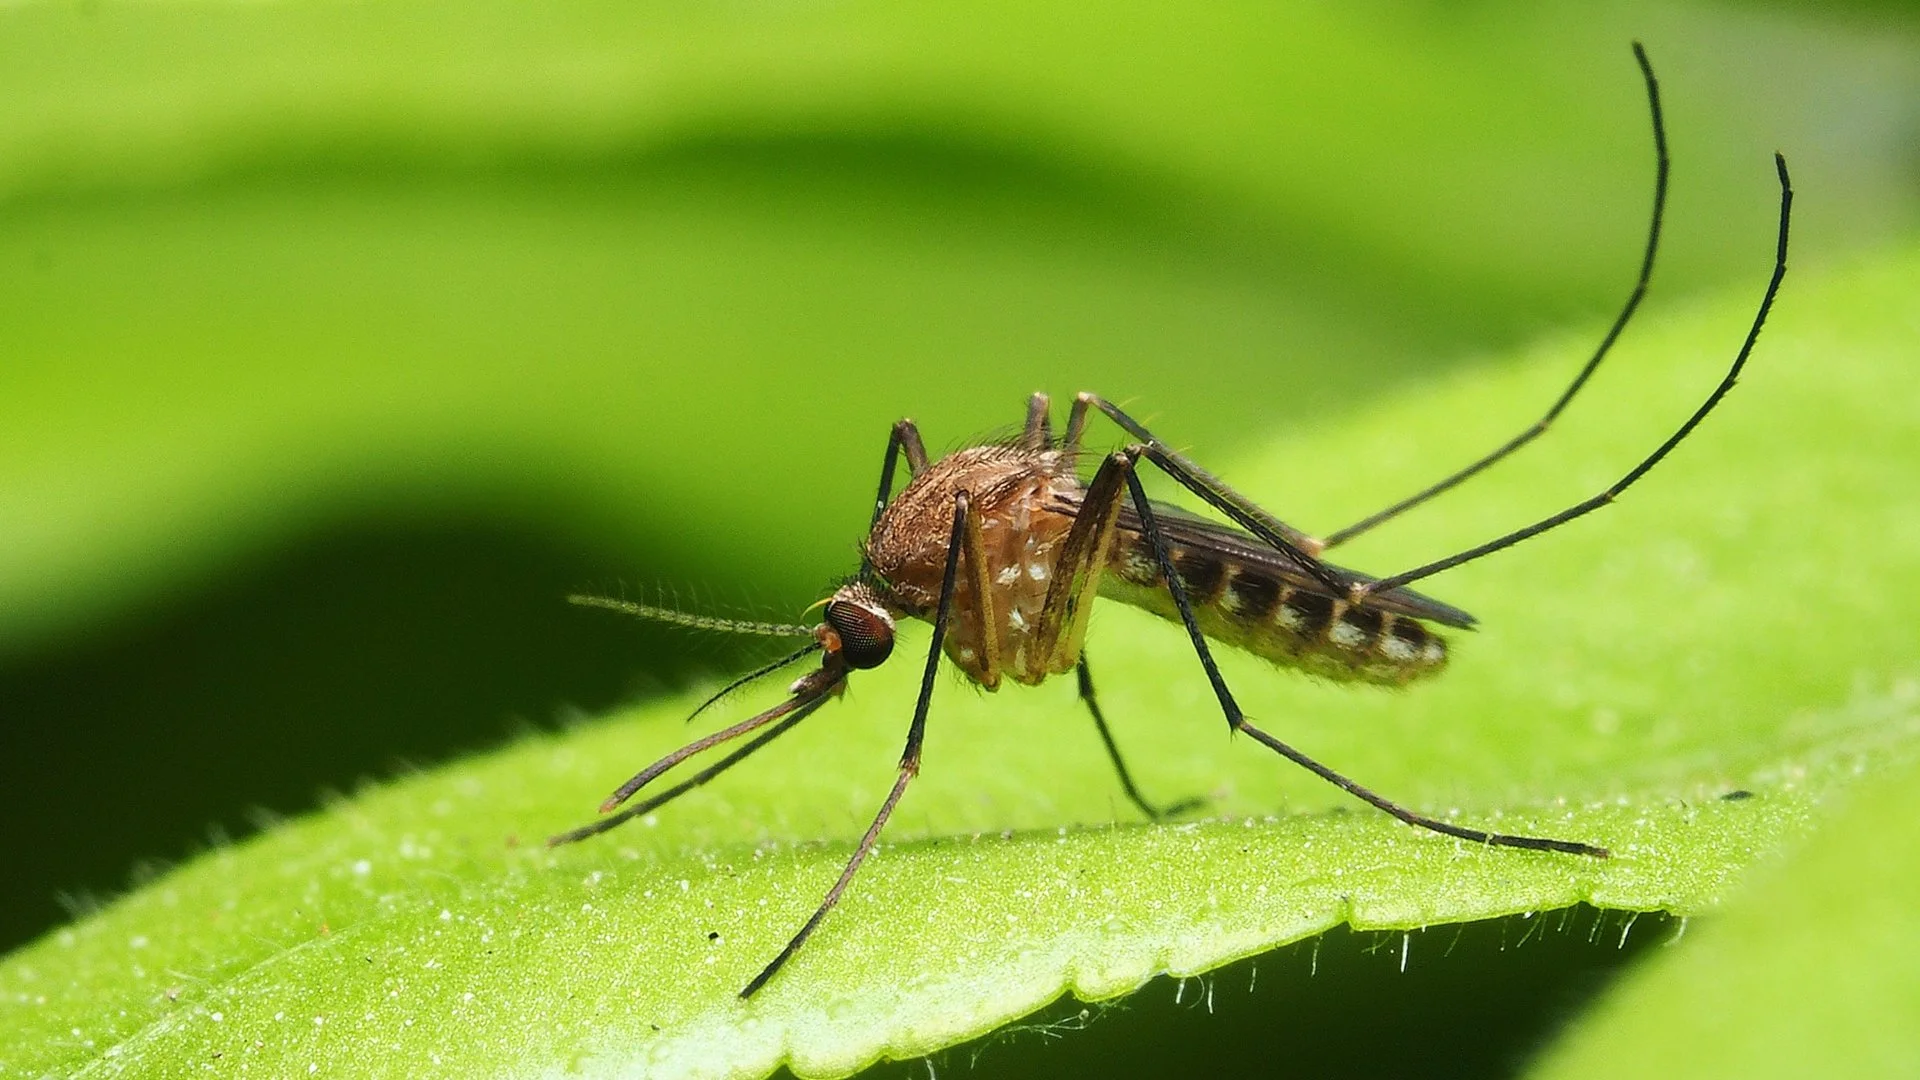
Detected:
left=825, top=600, right=894, bottom=669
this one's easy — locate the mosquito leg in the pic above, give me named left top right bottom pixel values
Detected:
left=1034, top=448, right=1130, bottom=672
left=1035, top=451, right=1197, bottom=815
left=1062, top=392, right=1092, bottom=456
left=1113, top=450, right=1250, bottom=736
left=1021, top=391, right=1053, bottom=451
left=549, top=693, right=831, bottom=846
left=1322, top=43, right=1670, bottom=550
left=1077, top=394, right=1344, bottom=594
left=1357, top=152, right=1792, bottom=601
left=960, top=493, right=1004, bottom=690
left=868, top=419, right=930, bottom=534
left=1077, top=656, right=1204, bottom=820
left=1231, top=718, right=1606, bottom=856
left=1118, top=447, right=1607, bottom=856
left=739, top=749, right=917, bottom=999
left=740, top=490, right=971, bottom=998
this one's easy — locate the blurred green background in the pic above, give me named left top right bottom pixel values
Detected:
left=1, top=0, right=1916, bottom=1070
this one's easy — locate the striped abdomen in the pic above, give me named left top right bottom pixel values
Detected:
left=1099, top=532, right=1449, bottom=686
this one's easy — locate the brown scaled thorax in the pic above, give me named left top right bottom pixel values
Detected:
left=859, top=444, right=1083, bottom=687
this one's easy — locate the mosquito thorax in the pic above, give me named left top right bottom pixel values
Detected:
left=820, top=588, right=897, bottom=669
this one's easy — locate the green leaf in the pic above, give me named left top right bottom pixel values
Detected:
left=1526, top=752, right=1920, bottom=1078
left=5, top=236, right=1918, bottom=1077
left=7, top=1, right=1920, bottom=1074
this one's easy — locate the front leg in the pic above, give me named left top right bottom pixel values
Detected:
left=740, top=490, right=973, bottom=998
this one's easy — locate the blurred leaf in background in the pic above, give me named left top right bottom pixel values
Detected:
left=1, top=0, right=1917, bottom=1075
left=5, top=221, right=1919, bottom=1078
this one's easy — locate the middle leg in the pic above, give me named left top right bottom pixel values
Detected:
left=1076, top=655, right=1204, bottom=821
left=1035, top=447, right=1199, bottom=819
left=739, top=489, right=974, bottom=998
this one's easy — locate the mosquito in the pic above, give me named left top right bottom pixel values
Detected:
left=554, top=43, right=1793, bottom=999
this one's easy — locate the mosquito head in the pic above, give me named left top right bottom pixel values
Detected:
left=818, top=584, right=896, bottom=670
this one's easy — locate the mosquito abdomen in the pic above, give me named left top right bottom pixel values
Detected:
left=1101, top=533, right=1449, bottom=685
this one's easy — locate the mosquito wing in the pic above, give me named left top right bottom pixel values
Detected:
left=1105, top=497, right=1478, bottom=630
